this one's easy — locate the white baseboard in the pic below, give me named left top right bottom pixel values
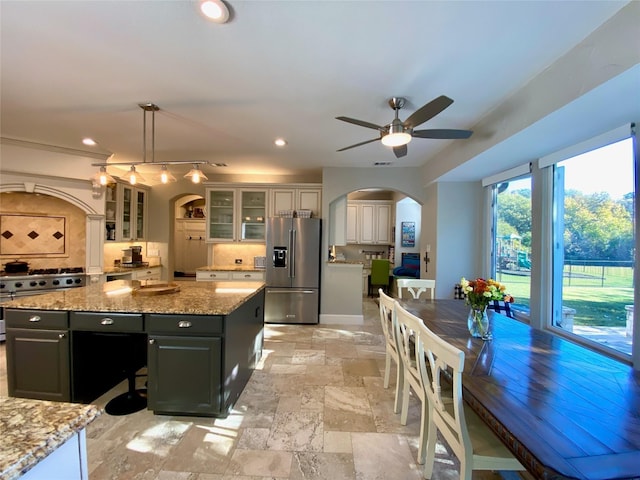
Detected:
left=319, top=314, right=364, bottom=325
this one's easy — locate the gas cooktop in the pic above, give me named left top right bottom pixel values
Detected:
left=0, top=267, right=86, bottom=296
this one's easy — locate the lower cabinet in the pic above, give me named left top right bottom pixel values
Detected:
left=147, top=334, right=222, bottom=416
left=5, top=309, right=70, bottom=402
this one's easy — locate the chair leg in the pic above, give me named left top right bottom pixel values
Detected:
left=393, top=361, right=403, bottom=414
left=423, top=411, right=437, bottom=479
left=400, top=379, right=410, bottom=425
left=417, top=396, right=428, bottom=464
left=383, top=352, right=391, bottom=389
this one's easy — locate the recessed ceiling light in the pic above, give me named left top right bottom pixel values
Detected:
left=274, top=138, right=287, bottom=147
left=82, top=138, right=97, bottom=146
left=200, top=0, right=230, bottom=23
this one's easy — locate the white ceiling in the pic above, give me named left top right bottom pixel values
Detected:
left=0, top=1, right=636, bottom=184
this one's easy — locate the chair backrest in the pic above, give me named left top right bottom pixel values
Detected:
left=394, top=302, right=426, bottom=392
left=371, top=259, right=390, bottom=285
left=487, top=300, right=514, bottom=318
left=378, top=288, right=398, bottom=354
left=415, top=318, right=471, bottom=466
left=397, top=278, right=435, bottom=300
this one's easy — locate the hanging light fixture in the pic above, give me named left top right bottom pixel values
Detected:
left=184, top=164, right=208, bottom=183
left=92, top=103, right=221, bottom=184
left=127, top=165, right=145, bottom=185
left=94, top=166, right=115, bottom=185
left=158, top=164, right=176, bottom=184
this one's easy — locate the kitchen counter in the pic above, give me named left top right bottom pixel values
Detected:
left=3, top=280, right=265, bottom=417
left=326, top=260, right=364, bottom=265
left=103, top=264, right=161, bottom=274
left=0, top=397, right=100, bottom=480
left=1, top=280, right=264, bottom=316
left=197, top=265, right=265, bottom=272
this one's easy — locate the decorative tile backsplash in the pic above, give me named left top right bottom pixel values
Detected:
left=0, top=214, right=66, bottom=255
left=0, top=192, right=86, bottom=268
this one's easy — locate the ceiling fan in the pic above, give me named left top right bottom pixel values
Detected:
left=336, top=95, right=473, bottom=158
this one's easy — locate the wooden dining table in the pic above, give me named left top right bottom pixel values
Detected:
left=397, top=299, right=640, bottom=480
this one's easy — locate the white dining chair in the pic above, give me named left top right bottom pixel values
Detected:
left=394, top=301, right=430, bottom=464
left=416, top=315, right=525, bottom=480
left=397, top=278, right=435, bottom=301
left=378, top=288, right=403, bottom=414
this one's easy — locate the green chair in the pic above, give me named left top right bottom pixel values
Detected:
left=369, top=259, right=390, bottom=297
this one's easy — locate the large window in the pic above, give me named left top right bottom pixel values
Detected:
left=492, top=176, right=532, bottom=312
left=553, top=137, right=635, bottom=356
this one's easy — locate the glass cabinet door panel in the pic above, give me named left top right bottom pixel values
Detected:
left=122, top=186, right=132, bottom=240
left=208, top=190, right=235, bottom=240
left=136, top=189, right=146, bottom=239
left=240, top=191, right=266, bottom=241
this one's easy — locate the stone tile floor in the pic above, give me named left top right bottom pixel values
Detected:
left=0, top=299, right=529, bottom=479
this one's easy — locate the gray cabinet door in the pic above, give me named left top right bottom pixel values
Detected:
left=147, top=335, right=222, bottom=416
left=6, top=328, right=70, bottom=401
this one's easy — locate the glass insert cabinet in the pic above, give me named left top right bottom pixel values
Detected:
left=207, top=188, right=266, bottom=242
left=104, top=182, right=147, bottom=242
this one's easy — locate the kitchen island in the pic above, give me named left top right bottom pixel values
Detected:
left=2, top=280, right=265, bottom=417
left=0, top=397, right=100, bottom=480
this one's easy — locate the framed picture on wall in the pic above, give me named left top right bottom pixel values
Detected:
left=401, top=221, right=415, bottom=247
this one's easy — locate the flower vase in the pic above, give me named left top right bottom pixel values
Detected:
left=467, top=306, right=491, bottom=340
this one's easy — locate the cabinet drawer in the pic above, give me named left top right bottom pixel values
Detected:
left=133, top=267, right=161, bottom=280
left=196, top=271, right=230, bottom=281
left=70, top=312, right=144, bottom=332
left=6, top=309, right=68, bottom=329
left=231, top=271, right=264, bottom=281
left=146, top=314, right=223, bottom=335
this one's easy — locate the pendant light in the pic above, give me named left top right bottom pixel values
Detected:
left=184, top=164, right=208, bottom=183
left=158, top=164, right=176, bottom=184
left=95, top=166, right=115, bottom=185
left=127, top=165, right=145, bottom=185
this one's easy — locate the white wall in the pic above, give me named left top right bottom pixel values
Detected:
left=394, top=197, right=421, bottom=266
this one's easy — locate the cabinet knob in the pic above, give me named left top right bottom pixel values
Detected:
left=29, top=315, right=41, bottom=322
left=59, top=333, right=66, bottom=339
left=100, top=318, right=115, bottom=325
left=178, top=320, right=192, bottom=328
left=244, top=274, right=251, bottom=278
left=149, top=339, right=156, bottom=345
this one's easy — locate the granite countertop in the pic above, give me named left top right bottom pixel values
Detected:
left=0, top=397, right=101, bottom=480
left=0, top=280, right=265, bottom=316
left=327, top=260, right=364, bottom=265
left=197, top=265, right=265, bottom=272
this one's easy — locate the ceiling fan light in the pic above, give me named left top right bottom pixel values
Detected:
left=184, top=165, right=208, bottom=183
left=158, top=165, right=177, bottom=184
left=381, top=132, right=412, bottom=147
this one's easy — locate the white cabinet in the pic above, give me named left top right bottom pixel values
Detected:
left=104, top=182, right=148, bottom=242
left=347, top=201, right=393, bottom=245
left=269, top=186, right=322, bottom=218
left=196, top=270, right=264, bottom=282
left=132, top=266, right=161, bottom=281
left=206, top=188, right=267, bottom=243
left=196, top=270, right=230, bottom=281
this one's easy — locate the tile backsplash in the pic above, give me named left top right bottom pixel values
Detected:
left=0, top=192, right=86, bottom=269
left=212, top=244, right=266, bottom=267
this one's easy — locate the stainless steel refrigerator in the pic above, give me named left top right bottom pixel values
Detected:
left=265, top=217, right=321, bottom=324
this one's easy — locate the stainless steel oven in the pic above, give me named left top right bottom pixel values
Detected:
left=0, top=267, right=87, bottom=341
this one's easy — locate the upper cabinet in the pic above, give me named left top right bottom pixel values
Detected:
left=269, top=186, right=322, bottom=218
left=105, top=182, right=148, bottom=242
left=347, top=200, right=393, bottom=245
left=206, top=188, right=266, bottom=243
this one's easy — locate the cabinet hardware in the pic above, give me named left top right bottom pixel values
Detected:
left=178, top=320, right=192, bottom=328
left=58, top=333, right=66, bottom=339
left=149, top=339, right=156, bottom=345
left=29, top=315, right=41, bottom=322
left=100, top=318, right=115, bottom=325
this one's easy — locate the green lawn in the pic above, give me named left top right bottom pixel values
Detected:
left=494, top=267, right=633, bottom=327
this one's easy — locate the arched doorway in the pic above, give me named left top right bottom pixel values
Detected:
left=173, top=194, right=207, bottom=277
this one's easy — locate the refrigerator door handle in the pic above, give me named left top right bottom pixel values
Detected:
left=289, top=228, right=296, bottom=278
left=266, top=289, right=316, bottom=294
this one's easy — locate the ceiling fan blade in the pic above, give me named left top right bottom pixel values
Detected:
left=336, top=116, right=384, bottom=131
left=393, top=144, right=407, bottom=158
left=412, top=129, right=473, bottom=139
left=404, top=95, right=454, bottom=129
left=337, top=137, right=380, bottom=152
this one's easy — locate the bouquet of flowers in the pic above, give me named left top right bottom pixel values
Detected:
left=460, top=277, right=511, bottom=310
